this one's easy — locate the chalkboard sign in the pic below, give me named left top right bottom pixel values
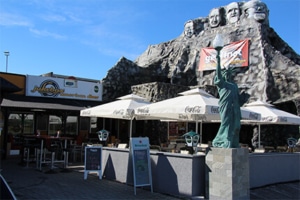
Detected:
left=130, top=137, right=153, bottom=195
left=84, top=146, right=102, bottom=180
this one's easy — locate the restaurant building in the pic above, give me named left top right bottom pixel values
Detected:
left=0, top=72, right=102, bottom=159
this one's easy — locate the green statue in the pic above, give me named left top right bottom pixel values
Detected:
left=212, top=52, right=246, bottom=148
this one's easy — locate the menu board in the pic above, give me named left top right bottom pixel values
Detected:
left=133, top=149, right=150, bottom=185
left=84, top=146, right=102, bottom=180
left=130, top=137, right=153, bottom=195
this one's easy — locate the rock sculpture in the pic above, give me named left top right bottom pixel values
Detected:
left=102, top=0, right=300, bottom=117
left=184, top=20, right=195, bottom=38
left=226, top=2, right=241, bottom=24
left=100, top=0, right=299, bottom=147
left=208, top=7, right=223, bottom=28
left=243, top=0, right=269, bottom=25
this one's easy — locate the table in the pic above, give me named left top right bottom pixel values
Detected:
left=24, top=135, right=73, bottom=171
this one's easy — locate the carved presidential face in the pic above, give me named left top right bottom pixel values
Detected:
left=244, top=0, right=268, bottom=23
left=209, top=8, right=221, bottom=28
left=226, top=2, right=240, bottom=24
left=184, top=20, right=194, bottom=38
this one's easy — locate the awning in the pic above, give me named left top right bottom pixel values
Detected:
left=1, top=95, right=101, bottom=112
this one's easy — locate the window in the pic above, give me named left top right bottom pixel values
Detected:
left=49, top=115, right=62, bottom=136
left=49, top=115, right=78, bottom=136
left=7, top=113, right=34, bottom=150
left=66, top=116, right=78, bottom=135
left=8, top=113, right=34, bottom=135
left=36, top=114, right=48, bottom=131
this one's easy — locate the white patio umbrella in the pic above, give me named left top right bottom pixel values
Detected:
left=135, top=88, right=260, bottom=143
left=135, top=88, right=220, bottom=122
left=80, top=94, right=151, bottom=137
left=244, top=100, right=300, bottom=148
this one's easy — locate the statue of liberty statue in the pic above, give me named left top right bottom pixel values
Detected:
left=212, top=36, right=249, bottom=148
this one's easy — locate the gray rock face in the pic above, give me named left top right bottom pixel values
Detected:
left=100, top=0, right=300, bottom=147
left=102, top=57, right=170, bottom=101
left=102, top=0, right=300, bottom=107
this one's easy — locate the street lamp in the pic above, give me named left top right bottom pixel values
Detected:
left=4, top=51, right=10, bottom=72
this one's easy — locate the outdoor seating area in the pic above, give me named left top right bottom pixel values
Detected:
left=76, top=89, right=300, bottom=158
left=16, top=132, right=300, bottom=171
left=4, top=131, right=300, bottom=198
left=14, top=135, right=74, bottom=172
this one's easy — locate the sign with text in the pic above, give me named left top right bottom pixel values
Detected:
left=84, top=146, right=102, bottom=180
left=130, top=137, right=153, bottom=195
left=199, top=39, right=249, bottom=71
left=26, top=75, right=102, bottom=101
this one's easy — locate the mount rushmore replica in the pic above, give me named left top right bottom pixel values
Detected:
left=101, top=0, right=300, bottom=145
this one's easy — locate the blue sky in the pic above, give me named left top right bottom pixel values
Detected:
left=0, top=0, right=299, bottom=80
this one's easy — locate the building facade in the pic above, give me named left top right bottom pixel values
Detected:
left=0, top=72, right=102, bottom=158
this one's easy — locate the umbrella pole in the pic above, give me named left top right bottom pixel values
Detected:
left=117, top=119, right=120, bottom=139
left=168, top=122, right=170, bottom=139
left=195, top=121, right=202, bottom=144
left=129, top=119, right=133, bottom=138
left=258, top=124, right=261, bottom=149
left=194, top=120, right=201, bottom=154
left=200, top=121, right=202, bottom=145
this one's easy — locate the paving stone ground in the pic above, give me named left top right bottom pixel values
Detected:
left=1, top=157, right=183, bottom=200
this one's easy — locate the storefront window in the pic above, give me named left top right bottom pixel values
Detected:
left=8, top=114, right=22, bottom=135
left=48, top=115, right=78, bottom=136
left=49, top=115, right=62, bottom=136
left=8, top=113, right=34, bottom=135
left=66, top=116, right=78, bottom=135
left=36, top=114, right=48, bottom=134
left=7, top=113, right=34, bottom=150
left=23, top=114, right=34, bottom=134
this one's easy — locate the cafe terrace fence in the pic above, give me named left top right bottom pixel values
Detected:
left=101, top=148, right=300, bottom=198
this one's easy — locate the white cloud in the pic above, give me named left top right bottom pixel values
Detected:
left=0, top=12, right=32, bottom=27
left=29, top=28, right=67, bottom=40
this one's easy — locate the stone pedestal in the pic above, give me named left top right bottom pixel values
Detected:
left=206, top=148, right=249, bottom=200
